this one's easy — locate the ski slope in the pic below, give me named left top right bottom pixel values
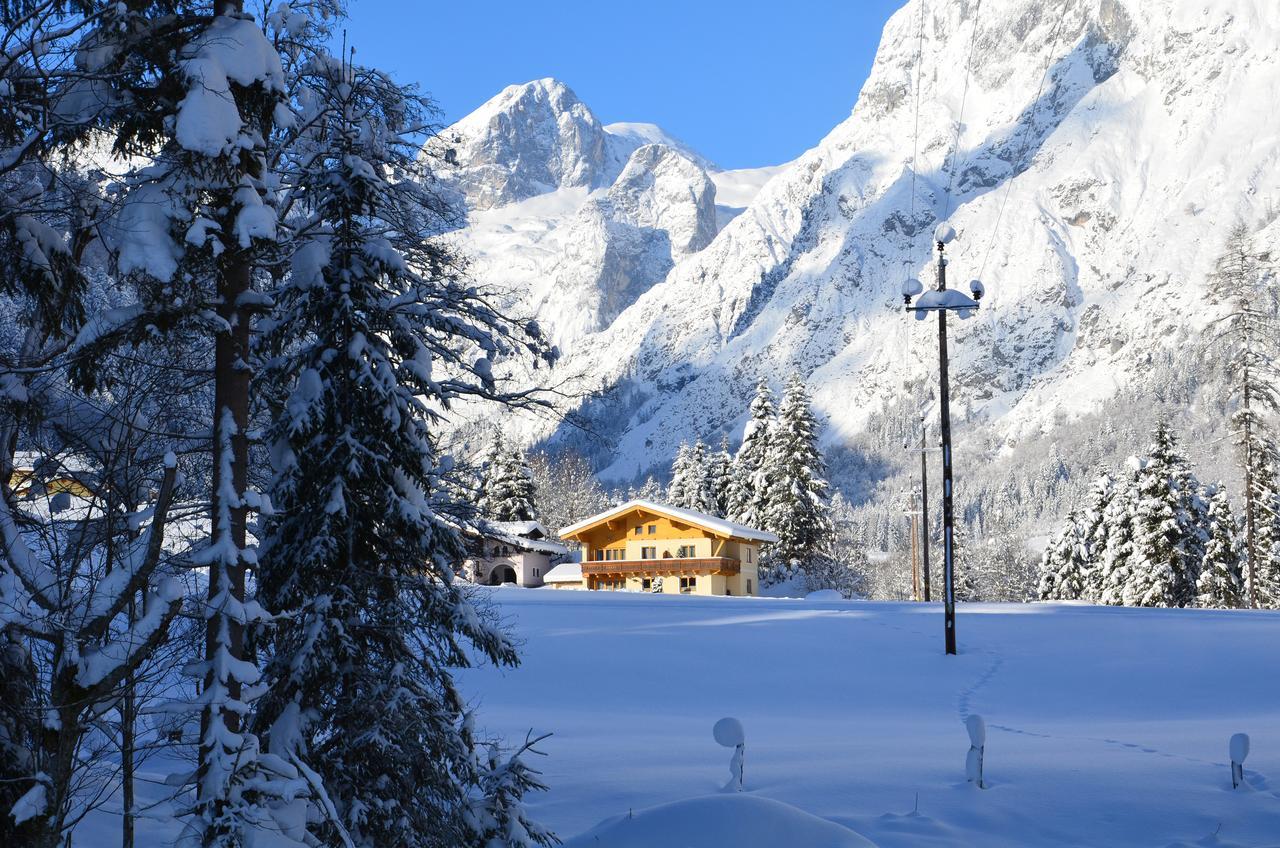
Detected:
left=462, top=590, right=1280, bottom=847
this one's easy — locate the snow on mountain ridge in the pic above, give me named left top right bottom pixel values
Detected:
left=526, top=0, right=1280, bottom=490
left=440, top=78, right=777, bottom=353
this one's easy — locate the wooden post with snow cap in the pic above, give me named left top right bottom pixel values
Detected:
left=966, top=714, right=986, bottom=789
left=1230, top=733, right=1249, bottom=789
left=714, top=717, right=746, bottom=791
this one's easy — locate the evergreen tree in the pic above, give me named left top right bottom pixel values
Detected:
left=255, top=55, right=551, bottom=848
left=1077, top=469, right=1115, bottom=600
left=1197, top=486, right=1245, bottom=608
left=479, top=433, right=537, bottom=522
left=667, top=441, right=693, bottom=507
left=1098, top=462, right=1139, bottom=606
left=1207, top=223, right=1280, bottom=607
left=626, top=475, right=666, bottom=504
left=1038, top=511, right=1086, bottom=601
left=727, top=379, right=775, bottom=525
left=710, top=436, right=735, bottom=517
left=1250, top=442, right=1280, bottom=607
left=1125, top=421, right=1207, bottom=608
left=760, top=376, right=832, bottom=585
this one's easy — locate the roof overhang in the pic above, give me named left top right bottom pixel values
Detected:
left=558, top=499, right=777, bottom=544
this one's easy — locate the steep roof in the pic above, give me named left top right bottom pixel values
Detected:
left=559, top=499, right=777, bottom=543
left=481, top=520, right=569, bottom=556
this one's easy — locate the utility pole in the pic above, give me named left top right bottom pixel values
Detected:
left=935, top=238, right=957, bottom=655
left=919, top=421, right=931, bottom=602
left=902, top=420, right=934, bottom=601
left=903, top=490, right=921, bottom=601
left=900, top=223, right=983, bottom=656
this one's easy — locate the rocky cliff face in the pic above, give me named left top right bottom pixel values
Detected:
left=522, top=0, right=1277, bottom=479
left=443, top=0, right=1280, bottom=531
left=437, top=78, right=757, bottom=352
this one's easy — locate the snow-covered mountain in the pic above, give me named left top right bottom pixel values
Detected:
left=435, top=78, right=784, bottom=352
left=443, top=1, right=1280, bottom=525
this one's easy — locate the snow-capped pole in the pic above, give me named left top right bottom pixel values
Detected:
left=713, top=717, right=745, bottom=791
left=901, top=223, right=982, bottom=656
left=965, top=714, right=986, bottom=789
left=1230, top=733, right=1249, bottom=789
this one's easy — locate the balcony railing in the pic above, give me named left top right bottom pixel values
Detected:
left=581, top=557, right=741, bottom=577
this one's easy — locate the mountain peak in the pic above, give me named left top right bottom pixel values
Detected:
left=436, top=78, right=615, bottom=210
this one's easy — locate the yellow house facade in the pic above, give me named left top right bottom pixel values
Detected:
left=558, top=500, right=777, bottom=596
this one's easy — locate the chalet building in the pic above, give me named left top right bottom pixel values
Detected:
left=558, top=500, right=776, bottom=596
left=463, top=521, right=568, bottom=588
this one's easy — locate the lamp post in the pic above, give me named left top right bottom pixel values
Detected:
left=901, top=223, right=983, bottom=655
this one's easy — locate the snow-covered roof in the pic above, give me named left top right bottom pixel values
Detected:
left=559, top=499, right=778, bottom=543
left=491, top=520, right=549, bottom=538
left=479, top=520, right=569, bottom=556
left=543, top=562, right=583, bottom=583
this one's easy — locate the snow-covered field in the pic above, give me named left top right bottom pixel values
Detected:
left=462, top=590, right=1280, bottom=847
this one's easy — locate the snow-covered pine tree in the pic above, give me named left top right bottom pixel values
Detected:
left=688, top=439, right=717, bottom=514
left=1076, top=468, right=1116, bottom=600
left=466, top=734, right=557, bottom=848
left=20, top=2, right=301, bottom=842
left=1124, top=421, right=1207, bottom=607
left=667, top=441, right=693, bottom=507
left=1038, top=511, right=1086, bottom=601
left=479, top=433, right=538, bottom=522
left=476, top=430, right=508, bottom=513
left=710, top=437, right=734, bottom=517
left=255, top=50, right=551, bottom=848
left=1250, top=441, right=1280, bottom=608
left=1206, top=223, right=1280, bottom=608
left=760, top=376, right=832, bottom=586
left=727, top=379, right=775, bottom=525
left=627, top=475, right=666, bottom=504
left=1197, top=485, right=1245, bottom=608
left=1098, top=461, right=1139, bottom=606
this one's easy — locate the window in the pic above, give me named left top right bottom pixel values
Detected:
left=677, top=545, right=697, bottom=558
left=634, top=526, right=642, bottom=536
left=746, top=547, right=752, bottom=563
left=679, top=576, right=697, bottom=594
left=647, top=524, right=657, bottom=534
left=594, top=550, right=604, bottom=561
left=604, top=547, right=626, bottom=561
left=746, top=579, right=753, bottom=595
left=641, top=546, right=656, bottom=560
left=642, top=578, right=652, bottom=591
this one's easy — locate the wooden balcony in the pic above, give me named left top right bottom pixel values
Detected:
left=581, top=557, right=741, bottom=578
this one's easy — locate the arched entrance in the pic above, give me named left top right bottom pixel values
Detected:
left=488, top=565, right=517, bottom=586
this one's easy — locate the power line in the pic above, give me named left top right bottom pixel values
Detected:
left=978, top=0, right=1071, bottom=279
left=908, top=0, right=928, bottom=262
left=941, top=0, right=985, bottom=223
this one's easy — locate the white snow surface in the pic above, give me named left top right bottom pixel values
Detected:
left=69, top=591, right=1280, bottom=847
left=458, top=590, right=1280, bottom=847
left=562, top=794, right=878, bottom=848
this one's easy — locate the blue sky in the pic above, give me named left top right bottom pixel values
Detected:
left=334, top=0, right=905, bottom=170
